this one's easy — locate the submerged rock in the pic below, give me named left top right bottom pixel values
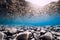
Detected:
left=0, top=25, right=60, bottom=40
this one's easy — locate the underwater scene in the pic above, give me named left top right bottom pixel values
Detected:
left=0, top=0, right=60, bottom=40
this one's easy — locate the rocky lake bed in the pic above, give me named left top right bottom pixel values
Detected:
left=0, top=25, right=60, bottom=40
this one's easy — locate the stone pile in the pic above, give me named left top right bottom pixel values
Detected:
left=0, top=26, right=60, bottom=40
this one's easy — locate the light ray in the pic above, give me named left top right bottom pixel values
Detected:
left=25, top=0, right=59, bottom=6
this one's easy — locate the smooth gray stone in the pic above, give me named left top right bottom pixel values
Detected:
left=40, top=32, right=53, bottom=40
left=0, top=32, right=7, bottom=40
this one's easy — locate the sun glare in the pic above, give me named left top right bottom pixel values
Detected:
left=25, top=0, right=59, bottom=6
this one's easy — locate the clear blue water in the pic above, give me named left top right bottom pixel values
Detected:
left=0, top=14, right=60, bottom=26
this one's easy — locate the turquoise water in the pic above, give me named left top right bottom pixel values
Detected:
left=0, top=14, right=60, bottom=26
